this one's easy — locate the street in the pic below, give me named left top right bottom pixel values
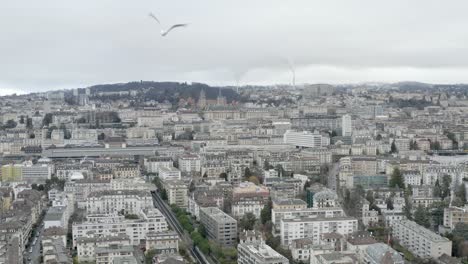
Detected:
left=151, top=191, right=209, bottom=264
left=24, top=222, right=44, bottom=264
left=328, top=162, right=339, bottom=191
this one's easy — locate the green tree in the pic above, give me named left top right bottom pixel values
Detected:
left=42, top=113, right=53, bottom=126
left=390, top=140, right=398, bottom=153
left=414, top=205, right=430, bottom=228
left=403, top=192, right=413, bottom=220
left=441, top=175, right=451, bottom=199
left=243, top=167, right=252, bottom=179
left=261, top=199, right=272, bottom=224
left=219, top=172, right=228, bottom=181
left=366, top=190, right=375, bottom=205
left=3, top=119, right=17, bottom=129
left=386, top=197, right=394, bottom=210
left=389, top=168, right=404, bottom=188
left=431, top=201, right=447, bottom=227
left=376, top=134, right=382, bottom=141
left=430, top=141, right=441, bottom=150
left=198, top=223, right=208, bottom=238
left=433, top=179, right=442, bottom=198
left=239, top=212, right=256, bottom=231
left=145, top=249, right=157, bottom=264
left=160, top=189, right=168, bottom=200
left=248, top=176, right=260, bottom=185
left=455, top=184, right=466, bottom=203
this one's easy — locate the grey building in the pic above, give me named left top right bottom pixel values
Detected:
left=199, top=207, right=237, bottom=247
left=238, top=240, right=289, bottom=264
left=364, top=243, right=404, bottom=264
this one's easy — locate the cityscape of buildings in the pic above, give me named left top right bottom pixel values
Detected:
left=0, top=82, right=467, bottom=264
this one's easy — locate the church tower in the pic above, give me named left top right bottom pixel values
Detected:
left=198, top=88, right=206, bottom=108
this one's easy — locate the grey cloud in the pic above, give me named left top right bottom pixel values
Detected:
left=1, top=0, right=468, bottom=95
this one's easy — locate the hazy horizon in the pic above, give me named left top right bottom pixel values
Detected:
left=2, top=0, right=468, bottom=95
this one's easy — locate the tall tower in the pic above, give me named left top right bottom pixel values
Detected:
left=342, top=114, right=352, bottom=137
left=217, top=88, right=226, bottom=106
left=198, top=89, right=206, bottom=108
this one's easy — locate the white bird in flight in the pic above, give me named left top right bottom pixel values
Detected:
left=148, top=13, right=188, bottom=37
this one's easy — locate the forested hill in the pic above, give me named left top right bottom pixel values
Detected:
left=88, top=81, right=240, bottom=103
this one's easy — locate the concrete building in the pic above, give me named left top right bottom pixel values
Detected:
left=72, top=209, right=168, bottom=247
left=0, top=164, right=22, bottom=182
left=271, top=207, right=345, bottom=231
left=199, top=207, right=237, bottom=247
left=231, top=182, right=269, bottom=218
left=76, top=235, right=131, bottom=263
left=144, top=157, right=173, bottom=174
left=178, top=154, right=201, bottom=173
left=443, top=205, right=468, bottom=230
left=95, top=244, right=136, bottom=264
left=283, top=130, right=330, bottom=148
left=85, top=190, right=153, bottom=215
left=238, top=239, right=289, bottom=264
left=44, top=206, right=69, bottom=229
left=163, top=180, right=188, bottom=208
left=159, top=166, right=182, bottom=181
left=21, top=162, right=52, bottom=184
left=145, top=231, right=179, bottom=254
left=342, top=114, right=352, bottom=137
left=392, top=220, right=452, bottom=258
left=280, top=216, right=358, bottom=247
left=364, top=243, right=404, bottom=264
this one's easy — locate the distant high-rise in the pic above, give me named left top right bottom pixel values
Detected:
left=342, top=114, right=352, bottom=137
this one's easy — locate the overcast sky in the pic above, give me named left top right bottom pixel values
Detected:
left=1, top=0, right=468, bottom=95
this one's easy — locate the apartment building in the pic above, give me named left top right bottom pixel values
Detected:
left=280, top=216, right=358, bottom=247
left=72, top=209, right=168, bottom=247
left=443, top=206, right=468, bottom=230
left=76, top=235, right=131, bottom=263
left=163, top=180, right=188, bottom=208
left=238, top=240, right=289, bottom=264
left=159, top=166, right=182, bottom=181
left=178, top=154, right=201, bottom=173
left=144, top=157, right=173, bottom=174
left=363, top=243, right=404, bottom=264
left=145, top=231, right=179, bottom=254
left=272, top=207, right=345, bottom=231
left=283, top=130, right=330, bottom=148
left=392, top=220, right=452, bottom=258
left=85, top=190, right=153, bottom=215
left=199, top=207, right=238, bottom=247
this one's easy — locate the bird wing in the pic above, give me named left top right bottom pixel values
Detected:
left=162, top=24, right=188, bottom=36
left=148, top=13, right=161, bottom=24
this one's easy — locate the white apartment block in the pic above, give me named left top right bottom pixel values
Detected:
left=158, top=166, right=181, bottom=181
left=444, top=206, right=468, bottom=230
left=284, top=130, right=330, bottom=148
left=21, top=162, right=52, bottom=184
left=178, top=154, right=201, bottom=173
left=76, top=235, right=131, bottom=262
left=342, top=114, right=352, bottom=137
left=231, top=198, right=265, bottom=219
left=392, top=220, right=452, bottom=258
left=163, top=180, right=189, bottom=208
left=110, top=178, right=156, bottom=191
left=272, top=207, right=345, bottom=231
left=280, top=216, right=358, bottom=247
left=72, top=209, right=168, bottom=247
left=144, top=157, right=173, bottom=174
left=85, top=190, right=153, bottom=215
left=238, top=241, right=289, bottom=264
left=64, top=179, right=112, bottom=207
